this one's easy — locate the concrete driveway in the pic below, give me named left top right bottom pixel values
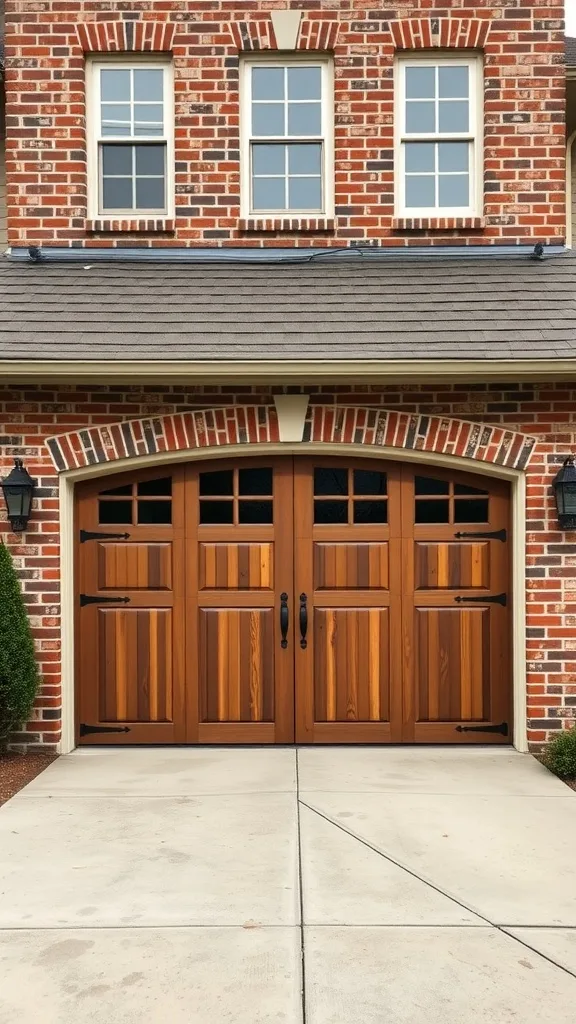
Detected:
left=0, top=747, right=575, bottom=1023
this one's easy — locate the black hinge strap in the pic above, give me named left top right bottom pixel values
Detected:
left=454, top=529, right=507, bottom=542
left=80, top=724, right=131, bottom=736
left=455, top=593, right=507, bottom=607
left=456, top=722, right=508, bottom=736
left=80, top=594, right=131, bottom=607
left=80, top=530, right=130, bottom=543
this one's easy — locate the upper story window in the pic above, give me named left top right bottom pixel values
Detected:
left=241, top=59, right=334, bottom=217
left=87, top=60, right=174, bottom=218
left=395, top=57, right=482, bottom=218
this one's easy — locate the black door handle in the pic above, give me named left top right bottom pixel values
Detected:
left=280, top=592, right=289, bottom=648
left=299, top=593, right=308, bottom=649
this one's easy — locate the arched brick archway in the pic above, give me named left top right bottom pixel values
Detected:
left=46, top=406, right=536, bottom=473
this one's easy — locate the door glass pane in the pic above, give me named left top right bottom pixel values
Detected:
left=199, top=501, right=234, bottom=524
left=100, top=483, right=132, bottom=496
left=353, top=501, right=387, bottom=524
left=454, top=499, right=489, bottom=523
left=137, top=477, right=172, bottom=496
left=314, top=500, right=348, bottom=524
left=137, top=501, right=172, bottom=525
left=238, top=468, right=273, bottom=495
left=314, top=468, right=348, bottom=495
left=415, top=499, right=450, bottom=524
left=238, top=501, right=273, bottom=524
left=454, top=482, right=488, bottom=495
left=199, top=470, right=234, bottom=496
left=99, top=500, right=133, bottom=524
left=415, top=476, right=449, bottom=495
left=353, top=470, right=387, bottom=495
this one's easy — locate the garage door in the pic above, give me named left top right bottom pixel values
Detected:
left=76, top=456, right=511, bottom=744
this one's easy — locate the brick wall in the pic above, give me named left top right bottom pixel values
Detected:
left=0, top=381, right=575, bottom=751
left=3, top=0, right=566, bottom=248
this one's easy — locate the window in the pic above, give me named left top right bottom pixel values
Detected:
left=241, top=59, right=333, bottom=217
left=395, top=57, right=482, bottom=217
left=88, top=60, right=174, bottom=218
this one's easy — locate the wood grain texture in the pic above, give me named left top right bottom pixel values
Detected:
left=200, top=542, right=273, bottom=590
left=97, top=542, right=172, bottom=591
left=415, top=542, right=489, bottom=590
left=415, top=607, right=489, bottom=723
left=314, top=542, right=389, bottom=590
left=98, top=607, right=173, bottom=723
left=313, top=608, right=390, bottom=723
left=199, top=608, right=274, bottom=723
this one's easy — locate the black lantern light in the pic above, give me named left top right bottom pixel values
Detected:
left=553, top=455, right=576, bottom=530
left=1, top=459, right=36, bottom=533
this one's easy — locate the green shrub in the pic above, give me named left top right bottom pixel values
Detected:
left=0, top=541, right=40, bottom=747
left=542, top=726, right=576, bottom=780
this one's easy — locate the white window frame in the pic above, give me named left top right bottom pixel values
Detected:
left=86, top=57, right=174, bottom=220
left=394, top=54, right=483, bottom=219
left=240, top=56, right=334, bottom=219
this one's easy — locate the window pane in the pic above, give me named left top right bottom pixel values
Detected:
left=405, top=174, right=435, bottom=208
left=99, top=500, right=133, bottom=524
left=288, top=143, right=321, bottom=175
left=353, top=501, right=387, bottom=524
left=135, top=176, right=165, bottom=209
left=135, top=145, right=165, bottom=175
left=405, top=142, right=435, bottom=173
left=101, top=104, right=131, bottom=130
left=253, top=144, right=285, bottom=175
left=252, top=103, right=285, bottom=136
left=314, top=468, right=348, bottom=495
left=405, top=101, right=435, bottom=134
left=252, top=67, right=285, bottom=101
left=288, top=102, right=321, bottom=136
left=253, top=176, right=286, bottom=211
left=137, top=477, right=172, bottom=496
left=101, top=124, right=131, bottom=137
left=102, top=177, right=133, bottom=210
left=415, top=476, right=449, bottom=495
left=134, top=68, right=164, bottom=102
left=405, top=66, right=435, bottom=99
left=200, top=470, right=233, bottom=496
left=438, top=66, right=469, bottom=99
left=415, top=500, right=450, bottom=524
left=102, top=145, right=133, bottom=176
left=454, top=483, right=488, bottom=496
left=101, top=483, right=132, bottom=496
left=438, top=142, right=469, bottom=173
left=314, top=501, right=348, bottom=524
left=238, top=501, right=273, bottom=524
left=101, top=69, right=131, bottom=102
left=199, top=501, right=234, bottom=525
left=454, top=499, right=489, bottom=523
left=353, top=470, right=387, bottom=495
left=287, top=66, right=321, bottom=101
left=134, top=103, right=164, bottom=129
left=439, top=174, right=468, bottom=208
left=239, top=468, right=273, bottom=495
left=288, top=176, right=321, bottom=211
left=137, top=501, right=172, bottom=525
left=438, top=100, right=469, bottom=133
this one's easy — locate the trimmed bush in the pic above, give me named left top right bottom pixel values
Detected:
left=542, top=726, right=576, bottom=780
left=0, top=541, right=40, bottom=747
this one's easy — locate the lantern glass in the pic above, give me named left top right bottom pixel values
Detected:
left=1, top=459, right=36, bottom=533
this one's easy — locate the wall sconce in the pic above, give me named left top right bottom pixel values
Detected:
left=553, top=455, right=576, bottom=530
left=1, top=459, right=36, bottom=533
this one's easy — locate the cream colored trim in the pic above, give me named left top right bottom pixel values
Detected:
left=5, top=359, right=576, bottom=384
left=274, top=393, right=309, bottom=441
left=270, top=10, right=302, bottom=50
left=59, top=441, right=526, bottom=753
left=566, top=129, right=576, bottom=249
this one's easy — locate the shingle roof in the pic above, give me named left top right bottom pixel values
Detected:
left=1, top=252, right=576, bottom=364
left=567, top=36, right=576, bottom=66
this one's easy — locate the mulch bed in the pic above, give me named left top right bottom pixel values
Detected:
left=0, top=752, right=58, bottom=807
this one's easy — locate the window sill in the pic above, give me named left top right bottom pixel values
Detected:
left=239, top=217, right=335, bottom=233
left=393, top=216, right=485, bottom=231
left=86, top=218, right=175, bottom=234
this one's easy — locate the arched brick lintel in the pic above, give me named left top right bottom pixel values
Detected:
left=46, top=406, right=536, bottom=474
left=390, top=18, right=491, bottom=51
left=229, top=18, right=339, bottom=52
left=76, top=21, right=176, bottom=53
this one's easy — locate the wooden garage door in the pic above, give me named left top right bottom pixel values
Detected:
left=76, top=457, right=511, bottom=745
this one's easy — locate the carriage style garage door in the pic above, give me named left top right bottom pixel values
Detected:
left=76, top=456, right=511, bottom=745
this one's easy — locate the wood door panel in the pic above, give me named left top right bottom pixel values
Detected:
left=97, top=542, right=172, bottom=591
left=98, top=607, right=173, bottom=723
left=314, top=608, right=390, bottom=723
left=415, top=607, right=489, bottom=723
left=199, top=542, right=273, bottom=590
left=199, top=608, right=274, bottom=723
left=415, top=542, right=489, bottom=590
left=314, top=542, right=388, bottom=590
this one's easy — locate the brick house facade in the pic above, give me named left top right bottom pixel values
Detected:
left=1, top=0, right=576, bottom=754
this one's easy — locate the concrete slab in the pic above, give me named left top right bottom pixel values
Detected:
left=0, top=794, right=299, bottom=927
left=299, top=805, right=481, bottom=925
left=0, top=927, right=302, bottom=1024
left=302, top=793, right=576, bottom=925
left=298, top=747, right=565, bottom=796
left=505, top=928, right=576, bottom=975
left=21, top=747, right=297, bottom=797
left=304, top=926, right=576, bottom=1024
